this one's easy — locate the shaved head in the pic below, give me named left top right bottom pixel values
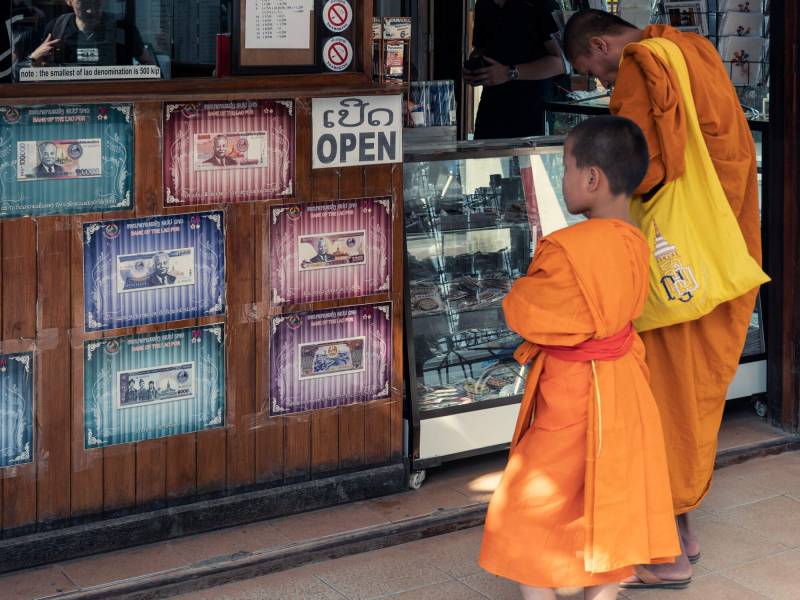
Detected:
left=564, top=9, right=638, bottom=62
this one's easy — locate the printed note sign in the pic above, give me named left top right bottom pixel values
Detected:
left=312, top=96, right=402, bottom=169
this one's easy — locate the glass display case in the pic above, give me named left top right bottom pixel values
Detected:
left=403, top=137, right=573, bottom=470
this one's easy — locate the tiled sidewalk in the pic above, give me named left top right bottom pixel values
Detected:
left=182, top=450, right=800, bottom=600
left=0, top=405, right=794, bottom=599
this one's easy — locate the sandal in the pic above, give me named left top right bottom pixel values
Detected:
left=688, top=552, right=701, bottom=564
left=619, top=566, right=692, bottom=590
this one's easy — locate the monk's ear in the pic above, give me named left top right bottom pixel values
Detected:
left=588, top=36, right=609, bottom=56
left=586, top=166, right=602, bottom=192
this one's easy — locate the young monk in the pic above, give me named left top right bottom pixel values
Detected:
left=479, top=116, right=680, bottom=600
left=563, top=11, right=762, bottom=587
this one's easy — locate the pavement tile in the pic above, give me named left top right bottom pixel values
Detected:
left=687, top=511, right=786, bottom=572
left=60, top=542, right=190, bottom=588
left=721, top=548, right=800, bottom=600
left=722, top=452, right=800, bottom=497
left=172, top=567, right=346, bottom=600
left=405, top=527, right=484, bottom=579
left=459, top=571, right=521, bottom=600
left=383, top=580, right=488, bottom=599
left=168, top=521, right=291, bottom=565
left=309, top=540, right=451, bottom=600
left=699, top=469, right=780, bottom=514
left=0, top=565, right=77, bottom=599
left=716, top=495, right=800, bottom=549
left=717, top=420, right=784, bottom=452
left=365, top=485, right=476, bottom=523
left=622, top=574, right=769, bottom=600
left=269, top=501, right=390, bottom=544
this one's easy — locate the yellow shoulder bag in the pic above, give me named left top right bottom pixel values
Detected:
left=629, top=37, right=769, bottom=332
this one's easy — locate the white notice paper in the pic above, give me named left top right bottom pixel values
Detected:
left=245, top=0, right=312, bottom=49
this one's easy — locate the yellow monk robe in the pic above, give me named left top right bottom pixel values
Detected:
left=479, top=219, right=679, bottom=588
left=610, top=25, right=761, bottom=514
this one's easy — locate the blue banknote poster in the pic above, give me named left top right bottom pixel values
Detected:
left=84, top=325, right=225, bottom=449
left=83, top=211, right=225, bottom=332
left=0, top=353, right=34, bottom=468
left=0, top=104, right=133, bottom=218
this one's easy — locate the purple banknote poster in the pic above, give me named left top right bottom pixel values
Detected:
left=270, top=197, right=392, bottom=306
left=163, top=100, right=295, bottom=206
left=269, top=303, right=392, bottom=415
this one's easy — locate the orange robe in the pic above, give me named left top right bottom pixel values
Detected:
left=479, top=220, right=679, bottom=588
left=610, top=25, right=761, bottom=514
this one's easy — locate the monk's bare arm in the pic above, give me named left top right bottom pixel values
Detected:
left=610, top=60, right=667, bottom=196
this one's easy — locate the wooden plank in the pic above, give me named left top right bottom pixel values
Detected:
left=165, top=435, right=197, bottom=501
left=135, top=441, right=166, bottom=508
left=70, top=227, right=104, bottom=518
left=306, top=166, right=341, bottom=475
left=336, top=166, right=367, bottom=469
left=364, top=163, right=398, bottom=464
left=2, top=219, right=38, bottom=531
left=102, top=445, right=136, bottom=513
left=226, top=205, right=256, bottom=490
left=388, top=163, right=405, bottom=460
left=35, top=216, right=72, bottom=524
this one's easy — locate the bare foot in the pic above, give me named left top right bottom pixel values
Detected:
left=619, top=534, right=693, bottom=589
left=677, top=513, right=700, bottom=560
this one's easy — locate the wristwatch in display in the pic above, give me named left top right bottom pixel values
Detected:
left=508, top=65, right=519, bottom=81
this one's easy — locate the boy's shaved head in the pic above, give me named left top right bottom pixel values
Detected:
left=567, top=116, right=649, bottom=197
left=563, top=9, right=638, bottom=62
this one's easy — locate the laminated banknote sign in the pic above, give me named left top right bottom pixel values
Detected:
left=0, top=104, right=133, bottom=218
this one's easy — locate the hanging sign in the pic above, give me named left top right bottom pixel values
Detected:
left=312, top=95, right=402, bottom=169
left=322, top=36, right=353, bottom=71
left=323, top=0, right=353, bottom=33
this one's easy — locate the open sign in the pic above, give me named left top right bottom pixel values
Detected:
left=312, top=96, right=403, bottom=169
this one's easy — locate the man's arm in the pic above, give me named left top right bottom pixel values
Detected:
left=465, top=39, right=564, bottom=86
left=609, top=58, right=667, bottom=196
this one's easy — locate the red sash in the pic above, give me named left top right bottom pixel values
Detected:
left=538, top=323, right=635, bottom=362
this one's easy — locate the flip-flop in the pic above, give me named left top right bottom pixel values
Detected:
left=688, top=552, right=701, bottom=564
left=619, top=566, right=692, bottom=590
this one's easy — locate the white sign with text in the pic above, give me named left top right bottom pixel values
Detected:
left=312, top=95, right=402, bottom=169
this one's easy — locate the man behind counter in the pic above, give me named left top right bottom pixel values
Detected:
left=28, top=0, right=154, bottom=67
left=464, top=0, right=566, bottom=139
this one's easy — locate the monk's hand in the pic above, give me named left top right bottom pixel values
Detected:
left=467, top=57, right=510, bottom=87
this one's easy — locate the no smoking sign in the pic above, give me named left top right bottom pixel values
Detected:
left=323, top=36, right=353, bottom=72
left=323, top=0, right=353, bottom=33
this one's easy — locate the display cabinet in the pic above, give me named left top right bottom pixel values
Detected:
left=403, top=137, right=575, bottom=474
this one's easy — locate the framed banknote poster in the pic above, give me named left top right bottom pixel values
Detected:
left=83, top=211, right=225, bottom=332
left=84, top=325, right=225, bottom=449
left=0, top=353, right=34, bottom=469
left=270, top=197, right=392, bottom=306
left=0, top=104, right=133, bottom=218
left=164, top=100, right=295, bottom=206
left=269, top=303, right=391, bottom=415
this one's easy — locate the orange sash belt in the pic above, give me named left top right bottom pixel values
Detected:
left=538, top=323, right=635, bottom=362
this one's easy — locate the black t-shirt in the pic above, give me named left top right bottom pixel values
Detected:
left=472, top=0, right=560, bottom=139
left=41, top=13, right=145, bottom=66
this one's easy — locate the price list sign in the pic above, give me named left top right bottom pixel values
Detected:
left=245, top=0, right=312, bottom=49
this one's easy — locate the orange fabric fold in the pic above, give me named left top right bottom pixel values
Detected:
left=479, top=220, right=679, bottom=588
left=610, top=26, right=761, bottom=513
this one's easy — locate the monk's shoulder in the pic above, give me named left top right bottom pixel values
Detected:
left=546, top=220, right=646, bottom=259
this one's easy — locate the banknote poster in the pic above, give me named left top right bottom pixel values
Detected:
left=164, top=100, right=295, bottom=206
left=0, top=353, right=34, bottom=469
left=270, top=197, right=392, bottom=305
left=84, top=325, right=225, bottom=448
left=83, top=211, right=225, bottom=332
left=0, top=104, right=133, bottom=218
left=269, top=303, right=392, bottom=415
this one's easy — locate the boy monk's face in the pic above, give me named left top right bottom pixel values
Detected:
left=562, top=139, right=595, bottom=215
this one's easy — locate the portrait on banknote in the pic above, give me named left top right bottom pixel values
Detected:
left=270, top=197, right=392, bottom=306
left=164, top=100, right=295, bottom=205
left=0, top=104, right=133, bottom=218
left=83, top=212, right=225, bottom=332
left=269, top=303, right=391, bottom=415
left=84, top=325, right=225, bottom=448
left=0, top=353, right=34, bottom=469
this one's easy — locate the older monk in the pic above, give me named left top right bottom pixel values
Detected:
left=563, top=9, right=761, bottom=589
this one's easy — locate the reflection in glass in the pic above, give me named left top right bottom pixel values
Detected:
left=10, top=0, right=231, bottom=81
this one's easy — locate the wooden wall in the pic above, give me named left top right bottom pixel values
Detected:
left=0, top=97, right=404, bottom=537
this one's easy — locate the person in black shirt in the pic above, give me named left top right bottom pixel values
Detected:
left=464, top=0, right=566, bottom=139
left=28, top=0, right=153, bottom=67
